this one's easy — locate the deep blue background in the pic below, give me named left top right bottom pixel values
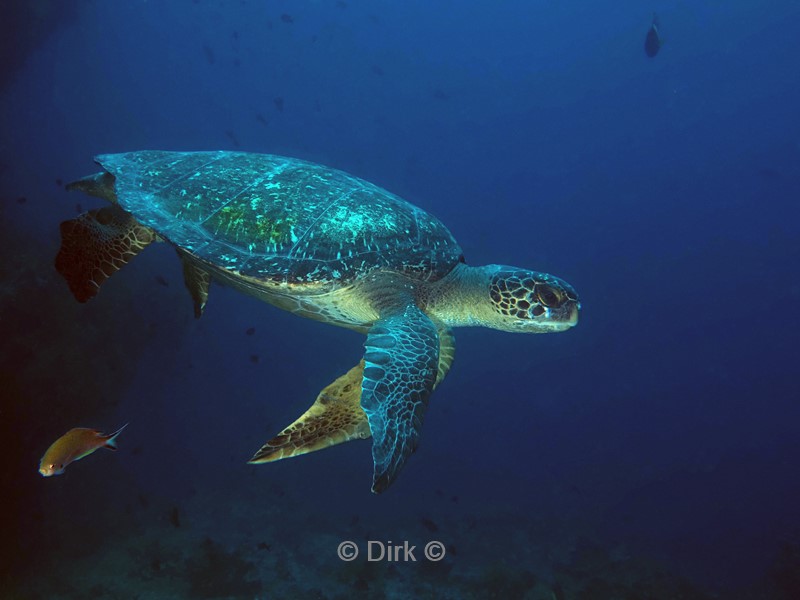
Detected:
left=2, top=0, right=799, bottom=594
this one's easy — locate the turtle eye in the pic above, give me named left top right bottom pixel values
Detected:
left=535, top=285, right=562, bottom=308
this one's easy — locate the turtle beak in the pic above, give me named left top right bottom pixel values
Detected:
left=567, top=300, right=580, bottom=326
left=546, top=297, right=579, bottom=331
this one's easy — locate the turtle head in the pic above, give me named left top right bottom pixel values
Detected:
left=483, top=266, right=580, bottom=333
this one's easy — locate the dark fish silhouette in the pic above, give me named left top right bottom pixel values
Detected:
left=225, top=130, right=240, bottom=147
left=246, top=327, right=256, bottom=335
left=16, top=196, right=27, bottom=204
left=280, top=13, right=293, bottom=24
left=644, top=14, right=662, bottom=57
left=420, top=517, right=439, bottom=532
left=56, top=178, right=63, bottom=186
left=256, top=113, right=269, bottom=126
left=155, top=275, right=169, bottom=287
left=75, top=203, right=83, bottom=213
left=274, top=97, right=284, bottom=112
left=250, top=354, right=260, bottom=364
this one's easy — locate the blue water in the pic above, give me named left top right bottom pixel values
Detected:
left=2, top=1, right=799, bottom=598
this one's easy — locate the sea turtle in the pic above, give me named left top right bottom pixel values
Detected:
left=55, top=151, right=580, bottom=493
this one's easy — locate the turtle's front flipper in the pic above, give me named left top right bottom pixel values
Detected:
left=249, top=361, right=370, bottom=463
left=55, top=206, right=156, bottom=302
left=362, top=304, right=440, bottom=493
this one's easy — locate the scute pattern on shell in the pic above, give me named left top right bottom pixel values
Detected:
left=97, top=151, right=462, bottom=288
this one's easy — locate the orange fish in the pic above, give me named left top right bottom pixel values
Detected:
left=39, top=424, right=128, bottom=476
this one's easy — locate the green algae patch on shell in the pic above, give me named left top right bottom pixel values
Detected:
left=95, top=151, right=463, bottom=288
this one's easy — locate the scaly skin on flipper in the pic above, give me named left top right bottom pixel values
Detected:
left=248, top=361, right=370, bottom=462
left=249, top=329, right=455, bottom=463
left=55, top=205, right=156, bottom=302
left=362, top=302, right=440, bottom=493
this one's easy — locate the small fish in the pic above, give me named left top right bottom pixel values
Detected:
left=255, top=113, right=269, bottom=127
left=55, top=178, right=63, bottom=187
left=155, top=275, right=169, bottom=287
left=250, top=354, right=260, bottom=364
left=39, top=424, right=128, bottom=476
left=420, top=517, right=439, bottom=533
left=280, top=13, right=294, bottom=24
left=75, top=203, right=83, bottom=213
left=16, top=196, right=27, bottom=204
left=274, top=97, right=284, bottom=112
left=644, top=14, right=662, bottom=57
left=225, top=130, right=240, bottom=147
left=245, top=327, right=256, bottom=335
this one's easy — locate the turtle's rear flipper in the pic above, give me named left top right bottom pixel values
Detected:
left=248, top=361, right=370, bottom=463
left=65, top=171, right=117, bottom=203
left=179, top=252, right=211, bottom=318
left=55, top=206, right=156, bottom=302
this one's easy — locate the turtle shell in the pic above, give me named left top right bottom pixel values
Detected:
left=97, top=151, right=463, bottom=288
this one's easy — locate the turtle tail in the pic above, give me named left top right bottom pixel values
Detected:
left=55, top=205, right=156, bottom=302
